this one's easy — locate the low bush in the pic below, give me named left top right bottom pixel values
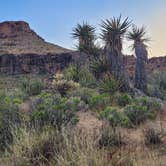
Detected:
left=148, top=71, right=166, bottom=100
left=100, top=107, right=130, bottom=128
left=67, top=87, right=98, bottom=104
left=89, top=93, right=110, bottom=109
left=124, top=105, right=148, bottom=126
left=123, top=97, right=162, bottom=127
left=20, top=78, right=44, bottom=96
left=29, top=92, right=79, bottom=130
left=64, top=64, right=96, bottom=88
left=116, top=93, right=132, bottom=107
left=0, top=107, right=21, bottom=151
left=52, top=73, right=80, bottom=96
left=99, top=74, right=120, bottom=94
left=90, top=56, right=109, bottom=79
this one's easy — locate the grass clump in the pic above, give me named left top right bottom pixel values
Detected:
left=143, top=127, right=163, bottom=145
left=99, top=125, right=125, bottom=148
left=20, top=78, right=44, bottom=96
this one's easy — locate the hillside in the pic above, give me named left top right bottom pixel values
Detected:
left=0, top=21, right=70, bottom=55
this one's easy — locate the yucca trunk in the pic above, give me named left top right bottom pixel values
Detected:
left=107, top=49, right=131, bottom=92
left=134, top=43, right=148, bottom=93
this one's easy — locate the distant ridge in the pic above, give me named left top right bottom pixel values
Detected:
left=0, top=21, right=71, bottom=55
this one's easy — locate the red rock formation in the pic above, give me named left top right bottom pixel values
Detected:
left=0, top=21, right=74, bottom=74
left=124, top=55, right=166, bottom=78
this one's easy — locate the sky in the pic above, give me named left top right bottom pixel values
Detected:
left=0, top=0, right=166, bottom=57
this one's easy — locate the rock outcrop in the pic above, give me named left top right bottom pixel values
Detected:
left=0, top=21, right=75, bottom=74
left=124, top=55, right=166, bottom=78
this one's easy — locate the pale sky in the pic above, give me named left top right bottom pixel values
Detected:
left=0, top=0, right=166, bottom=57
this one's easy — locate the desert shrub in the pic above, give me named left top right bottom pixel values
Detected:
left=148, top=71, right=166, bottom=100
left=64, top=64, right=80, bottom=82
left=29, top=92, right=79, bottom=129
left=116, top=93, right=132, bottom=107
left=0, top=89, right=27, bottom=105
left=143, top=127, right=162, bottom=145
left=99, top=74, right=120, bottom=94
left=78, top=68, right=97, bottom=88
left=99, top=125, right=125, bottom=148
left=134, top=97, right=161, bottom=119
left=89, top=93, right=110, bottom=109
left=0, top=91, right=23, bottom=151
left=67, top=87, right=98, bottom=104
left=52, top=73, right=80, bottom=96
left=64, top=64, right=96, bottom=88
left=20, top=78, right=44, bottom=96
left=123, top=96, right=162, bottom=127
left=0, top=106, right=21, bottom=151
left=100, top=107, right=130, bottom=128
left=124, top=105, right=148, bottom=126
left=65, top=97, right=88, bottom=111
left=90, top=55, right=109, bottom=79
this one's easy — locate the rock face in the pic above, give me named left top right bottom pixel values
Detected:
left=0, top=21, right=74, bottom=74
left=124, top=55, right=166, bottom=78
left=0, top=53, right=74, bottom=74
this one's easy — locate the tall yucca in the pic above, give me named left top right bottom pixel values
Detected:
left=100, top=15, right=131, bottom=92
left=128, top=25, right=149, bottom=93
left=101, top=15, right=131, bottom=51
left=72, top=22, right=96, bottom=54
left=128, top=25, right=149, bottom=48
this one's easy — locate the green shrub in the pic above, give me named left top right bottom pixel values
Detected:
left=89, top=93, right=110, bottom=109
left=148, top=71, right=166, bottom=100
left=65, top=97, right=88, bottom=111
left=64, top=64, right=96, bottom=88
left=78, top=68, right=97, bottom=88
left=134, top=97, right=161, bottom=119
left=21, top=78, right=44, bottom=96
left=0, top=107, right=21, bottom=151
left=124, top=97, right=162, bottom=126
left=100, top=107, right=130, bottom=128
left=99, top=74, right=120, bottom=94
left=29, top=93, right=79, bottom=130
left=117, top=93, right=132, bottom=107
left=64, top=64, right=80, bottom=82
left=124, top=105, right=148, bottom=126
left=90, top=56, right=109, bottom=79
left=67, top=87, right=98, bottom=104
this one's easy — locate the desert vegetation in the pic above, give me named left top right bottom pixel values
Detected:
left=0, top=15, right=166, bottom=166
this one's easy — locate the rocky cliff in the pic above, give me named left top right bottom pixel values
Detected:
left=0, top=21, right=75, bottom=74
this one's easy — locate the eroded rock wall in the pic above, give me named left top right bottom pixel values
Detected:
left=0, top=53, right=72, bottom=74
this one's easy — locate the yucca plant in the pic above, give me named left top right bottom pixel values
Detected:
left=72, top=22, right=96, bottom=56
left=128, top=25, right=149, bottom=93
left=90, top=55, right=110, bottom=79
left=101, top=15, right=131, bottom=92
